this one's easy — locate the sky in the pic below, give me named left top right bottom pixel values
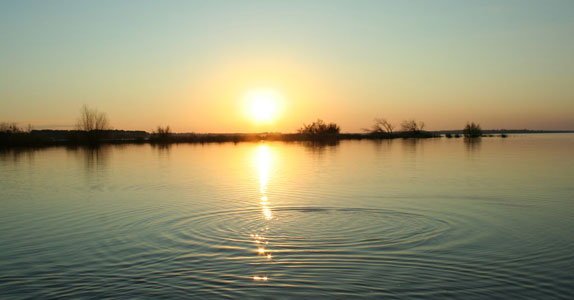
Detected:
left=0, top=0, right=573, bottom=132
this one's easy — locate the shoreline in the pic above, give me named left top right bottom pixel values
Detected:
left=0, top=132, right=438, bottom=148
left=1, top=130, right=573, bottom=149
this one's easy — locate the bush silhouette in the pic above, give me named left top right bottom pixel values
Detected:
left=368, top=118, right=395, bottom=135
left=76, top=105, right=111, bottom=144
left=401, top=119, right=425, bottom=133
left=152, top=126, right=172, bottom=142
left=463, top=122, right=482, bottom=138
left=77, top=105, right=109, bottom=131
left=298, top=119, right=340, bottom=136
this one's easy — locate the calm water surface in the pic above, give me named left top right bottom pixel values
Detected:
left=1, top=135, right=573, bottom=299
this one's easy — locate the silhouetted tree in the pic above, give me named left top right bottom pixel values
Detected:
left=77, top=105, right=109, bottom=132
left=401, top=119, right=425, bottom=133
left=76, top=105, right=110, bottom=144
left=152, top=125, right=172, bottom=142
left=463, top=122, right=482, bottom=138
left=298, top=119, right=340, bottom=136
left=368, top=118, right=395, bottom=134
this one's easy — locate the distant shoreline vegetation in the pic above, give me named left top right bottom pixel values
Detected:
left=1, top=107, right=572, bottom=148
left=2, top=124, right=572, bottom=148
left=2, top=126, right=570, bottom=148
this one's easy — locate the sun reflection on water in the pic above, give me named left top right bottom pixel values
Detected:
left=256, top=145, right=273, bottom=221
left=253, top=276, right=268, bottom=281
left=252, top=144, right=274, bottom=281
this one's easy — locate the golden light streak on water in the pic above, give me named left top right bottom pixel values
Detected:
left=251, top=144, right=276, bottom=280
left=253, top=276, right=268, bottom=281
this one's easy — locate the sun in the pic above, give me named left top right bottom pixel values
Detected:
left=244, top=88, right=283, bottom=123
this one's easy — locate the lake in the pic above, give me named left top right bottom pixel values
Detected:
left=1, top=134, right=573, bottom=299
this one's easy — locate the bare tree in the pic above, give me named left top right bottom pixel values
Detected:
left=77, top=105, right=109, bottom=131
left=75, top=105, right=110, bottom=144
left=369, top=118, right=395, bottom=134
left=401, top=119, right=425, bottom=133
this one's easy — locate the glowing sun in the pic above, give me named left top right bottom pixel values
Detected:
left=244, top=88, right=283, bottom=123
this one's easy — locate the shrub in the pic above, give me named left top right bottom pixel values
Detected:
left=368, top=118, right=395, bottom=135
left=76, top=105, right=111, bottom=144
left=77, top=105, right=109, bottom=131
left=298, top=119, right=340, bottom=136
left=401, top=119, right=425, bottom=133
left=463, top=122, right=482, bottom=138
left=0, top=122, right=23, bottom=133
left=152, top=126, right=172, bottom=142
